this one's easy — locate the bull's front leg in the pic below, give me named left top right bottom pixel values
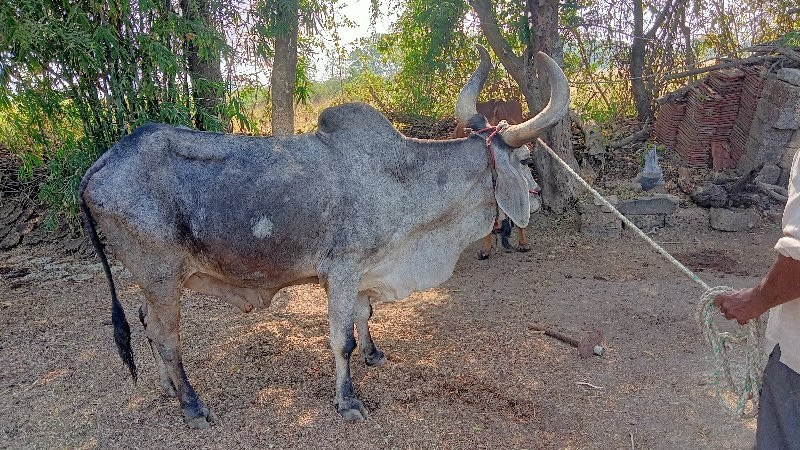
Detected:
left=476, top=234, right=493, bottom=259
left=355, top=293, right=386, bottom=366
left=325, top=271, right=370, bottom=422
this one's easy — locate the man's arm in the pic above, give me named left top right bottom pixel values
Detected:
left=714, top=254, right=800, bottom=324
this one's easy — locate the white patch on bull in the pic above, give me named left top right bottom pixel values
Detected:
left=252, top=216, right=274, bottom=239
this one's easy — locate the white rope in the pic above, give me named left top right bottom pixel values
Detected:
left=535, top=137, right=766, bottom=418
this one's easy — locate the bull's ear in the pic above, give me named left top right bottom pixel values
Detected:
left=493, top=149, right=530, bottom=228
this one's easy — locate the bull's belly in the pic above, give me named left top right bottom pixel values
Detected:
left=183, top=270, right=319, bottom=313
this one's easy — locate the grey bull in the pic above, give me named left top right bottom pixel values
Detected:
left=80, top=45, right=569, bottom=428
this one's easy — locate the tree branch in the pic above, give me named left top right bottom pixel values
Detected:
left=662, top=55, right=775, bottom=81
left=467, top=0, right=526, bottom=93
left=610, top=125, right=652, bottom=148
left=644, top=0, right=675, bottom=40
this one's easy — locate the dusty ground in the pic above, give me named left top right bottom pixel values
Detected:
left=0, top=207, right=781, bottom=449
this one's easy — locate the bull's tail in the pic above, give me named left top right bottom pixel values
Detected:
left=79, top=163, right=138, bottom=382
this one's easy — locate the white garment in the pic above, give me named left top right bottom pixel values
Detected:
left=767, top=149, right=800, bottom=374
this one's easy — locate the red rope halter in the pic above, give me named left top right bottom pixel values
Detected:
left=475, top=122, right=540, bottom=198
left=475, top=125, right=502, bottom=169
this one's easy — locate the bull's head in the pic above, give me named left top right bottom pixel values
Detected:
left=455, top=45, right=569, bottom=228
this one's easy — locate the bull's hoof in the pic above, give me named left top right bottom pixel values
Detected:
left=517, top=244, right=531, bottom=253
left=182, top=401, right=217, bottom=429
left=476, top=251, right=490, bottom=260
left=363, top=350, right=387, bottom=367
left=336, top=398, right=369, bottom=422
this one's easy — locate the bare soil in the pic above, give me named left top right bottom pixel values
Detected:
left=0, top=207, right=780, bottom=449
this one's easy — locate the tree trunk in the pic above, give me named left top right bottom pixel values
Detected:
left=270, top=0, right=299, bottom=136
left=180, top=0, right=224, bottom=130
left=631, top=0, right=652, bottom=123
left=524, top=0, right=579, bottom=213
left=631, top=0, right=674, bottom=124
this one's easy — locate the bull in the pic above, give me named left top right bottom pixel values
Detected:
left=80, top=45, right=569, bottom=428
left=453, top=98, right=539, bottom=259
left=452, top=98, right=525, bottom=139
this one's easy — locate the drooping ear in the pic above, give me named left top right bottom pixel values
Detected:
left=493, top=147, right=530, bottom=228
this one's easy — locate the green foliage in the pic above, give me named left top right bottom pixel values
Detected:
left=776, top=31, right=800, bottom=47
left=295, top=56, right=313, bottom=105
left=0, top=0, right=243, bottom=228
left=376, top=0, right=476, bottom=117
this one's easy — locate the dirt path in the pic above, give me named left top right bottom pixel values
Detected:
left=0, top=208, right=779, bottom=449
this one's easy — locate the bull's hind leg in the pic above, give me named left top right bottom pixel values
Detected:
left=324, top=270, right=369, bottom=422
left=140, top=280, right=216, bottom=429
left=355, top=294, right=386, bottom=367
left=139, top=304, right=177, bottom=397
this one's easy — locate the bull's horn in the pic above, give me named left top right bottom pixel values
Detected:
left=455, top=44, right=491, bottom=125
left=499, top=52, right=570, bottom=148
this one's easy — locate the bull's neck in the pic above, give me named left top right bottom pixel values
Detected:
left=401, top=136, right=497, bottom=231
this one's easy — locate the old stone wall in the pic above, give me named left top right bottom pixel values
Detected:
left=737, top=68, right=800, bottom=185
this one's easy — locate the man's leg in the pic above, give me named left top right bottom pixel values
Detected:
left=756, top=345, right=800, bottom=449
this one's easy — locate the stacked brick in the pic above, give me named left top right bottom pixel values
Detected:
left=653, top=101, right=685, bottom=149
left=729, top=66, right=766, bottom=167
left=655, top=66, right=764, bottom=169
left=673, top=75, right=742, bottom=167
left=707, top=69, right=745, bottom=169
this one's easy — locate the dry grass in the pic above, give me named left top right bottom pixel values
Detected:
left=0, top=208, right=773, bottom=449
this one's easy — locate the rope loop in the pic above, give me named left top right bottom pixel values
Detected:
left=696, top=286, right=766, bottom=418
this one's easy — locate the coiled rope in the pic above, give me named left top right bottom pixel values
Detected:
left=535, top=137, right=766, bottom=418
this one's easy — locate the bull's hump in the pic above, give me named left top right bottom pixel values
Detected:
left=316, top=102, right=399, bottom=141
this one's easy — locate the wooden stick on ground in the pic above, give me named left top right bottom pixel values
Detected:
left=610, top=125, right=652, bottom=148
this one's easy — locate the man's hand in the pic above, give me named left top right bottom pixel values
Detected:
left=713, top=288, right=770, bottom=325
left=713, top=255, right=800, bottom=324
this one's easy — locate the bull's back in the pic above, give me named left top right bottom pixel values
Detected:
left=84, top=124, right=343, bottom=283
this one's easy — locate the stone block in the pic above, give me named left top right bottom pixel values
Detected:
left=749, top=118, right=793, bottom=146
left=709, top=208, right=761, bottom=232
left=756, top=163, right=781, bottom=185
left=624, top=213, right=667, bottom=231
left=756, top=88, right=800, bottom=130
left=778, top=68, right=800, bottom=87
left=763, top=77, right=800, bottom=108
left=616, top=194, right=679, bottom=215
left=740, top=129, right=795, bottom=171
left=779, top=166, right=792, bottom=188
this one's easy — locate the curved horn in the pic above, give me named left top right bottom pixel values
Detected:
left=500, top=52, right=570, bottom=148
left=455, top=44, right=492, bottom=125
